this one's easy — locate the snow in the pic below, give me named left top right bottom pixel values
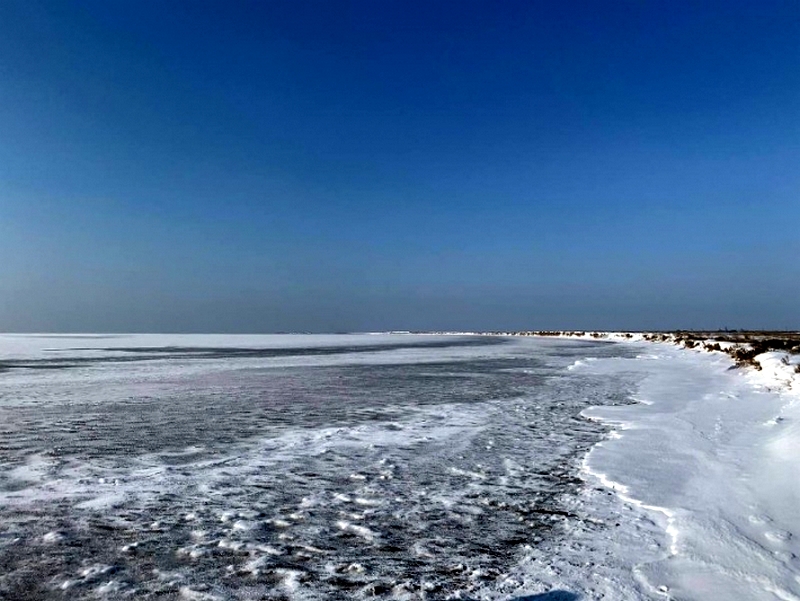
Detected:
left=573, top=342, right=800, bottom=600
left=0, top=332, right=430, bottom=360
left=2, top=331, right=800, bottom=599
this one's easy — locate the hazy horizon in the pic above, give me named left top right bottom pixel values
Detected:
left=2, top=1, right=798, bottom=333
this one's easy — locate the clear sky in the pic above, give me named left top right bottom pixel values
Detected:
left=1, top=1, right=798, bottom=333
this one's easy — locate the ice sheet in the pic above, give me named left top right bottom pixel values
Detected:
left=0, top=334, right=641, bottom=599
left=2, top=332, right=797, bottom=599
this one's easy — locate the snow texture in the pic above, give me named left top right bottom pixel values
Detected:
left=0, top=333, right=798, bottom=599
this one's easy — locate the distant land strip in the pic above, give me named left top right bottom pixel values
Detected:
left=481, top=330, right=800, bottom=373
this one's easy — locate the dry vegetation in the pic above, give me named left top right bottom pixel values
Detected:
left=663, top=331, right=800, bottom=370
left=509, top=330, right=800, bottom=371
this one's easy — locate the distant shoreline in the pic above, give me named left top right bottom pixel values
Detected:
left=481, top=330, right=800, bottom=395
left=502, top=330, right=799, bottom=363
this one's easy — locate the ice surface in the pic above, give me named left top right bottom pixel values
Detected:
left=1, top=332, right=797, bottom=599
left=0, top=333, right=644, bottom=599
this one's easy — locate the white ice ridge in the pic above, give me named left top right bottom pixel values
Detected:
left=580, top=457, right=680, bottom=558
left=574, top=343, right=800, bottom=601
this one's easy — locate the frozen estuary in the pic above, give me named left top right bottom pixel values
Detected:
left=0, top=334, right=797, bottom=600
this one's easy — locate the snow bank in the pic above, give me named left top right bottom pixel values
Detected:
left=575, top=343, right=800, bottom=600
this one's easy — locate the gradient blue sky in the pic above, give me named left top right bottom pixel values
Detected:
left=1, top=0, right=798, bottom=332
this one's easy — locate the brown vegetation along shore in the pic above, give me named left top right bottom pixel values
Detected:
left=647, top=331, right=800, bottom=370
left=500, top=330, right=800, bottom=372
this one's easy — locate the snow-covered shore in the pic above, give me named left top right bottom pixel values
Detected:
left=2, top=331, right=798, bottom=599
left=549, top=333, right=800, bottom=600
left=518, top=330, right=800, bottom=394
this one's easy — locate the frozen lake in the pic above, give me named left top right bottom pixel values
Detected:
left=3, top=333, right=797, bottom=600
left=0, top=333, right=644, bottom=599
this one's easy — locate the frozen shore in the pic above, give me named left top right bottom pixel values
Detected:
left=2, top=331, right=798, bottom=599
left=508, top=330, right=800, bottom=393
left=530, top=331, right=800, bottom=600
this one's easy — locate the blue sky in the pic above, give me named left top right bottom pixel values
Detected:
left=1, top=0, right=798, bottom=332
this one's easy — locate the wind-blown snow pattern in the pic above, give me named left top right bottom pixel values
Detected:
left=0, top=334, right=797, bottom=600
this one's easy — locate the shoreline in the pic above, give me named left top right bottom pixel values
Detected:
left=489, top=330, right=800, bottom=396
left=539, top=333, right=800, bottom=599
left=1, top=332, right=797, bottom=598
